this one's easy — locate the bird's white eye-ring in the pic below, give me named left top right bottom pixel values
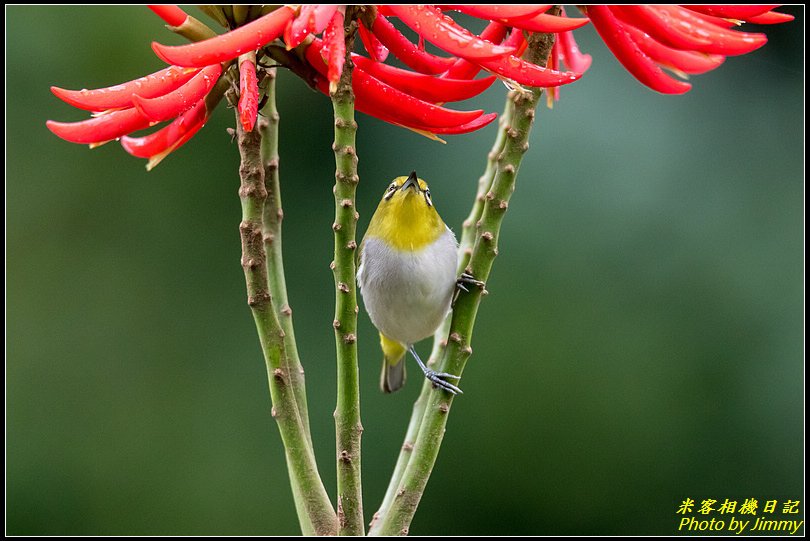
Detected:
left=384, top=183, right=397, bottom=200
left=424, top=189, right=432, bottom=207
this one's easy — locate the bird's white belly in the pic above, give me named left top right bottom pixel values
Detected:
left=358, top=230, right=458, bottom=346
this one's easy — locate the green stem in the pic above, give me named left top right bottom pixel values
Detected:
left=369, top=102, right=515, bottom=534
left=330, top=15, right=364, bottom=537
left=258, top=68, right=313, bottom=451
left=372, top=30, right=557, bottom=536
left=166, top=15, right=217, bottom=42
left=235, top=114, right=337, bottom=536
left=458, top=101, right=513, bottom=271
left=256, top=67, right=318, bottom=534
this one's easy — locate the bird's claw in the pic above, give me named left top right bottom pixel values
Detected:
left=425, top=370, right=463, bottom=395
left=456, top=272, right=485, bottom=292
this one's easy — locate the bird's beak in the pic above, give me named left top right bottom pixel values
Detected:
left=400, top=171, right=419, bottom=193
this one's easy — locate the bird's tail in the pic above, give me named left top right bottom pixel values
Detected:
left=379, top=333, right=407, bottom=393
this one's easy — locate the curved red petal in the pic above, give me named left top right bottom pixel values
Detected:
left=152, top=6, right=295, bottom=67
left=655, top=6, right=768, bottom=55
left=452, top=5, right=551, bottom=20
left=623, top=25, right=725, bottom=75
left=306, top=41, right=484, bottom=129
left=407, top=112, right=498, bottom=135
left=322, top=9, right=346, bottom=91
left=557, top=29, right=592, bottom=74
left=51, top=66, right=199, bottom=112
left=309, top=5, right=338, bottom=34
left=132, top=64, right=222, bottom=122
left=47, top=107, right=155, bottom=145
left=476, top=52, right=581, bottom=88
left=387, top=5, right=516, bottom=61
left=358, top=20, right=389, bottom=62
left=353, top=55, right=495, bottom=103
left=684, top=5, right=779, bottom=19
left=120, top=99, right=208, bottom=166
left=504, top=13, right=590, bottom=33
left=745, top=10, right=795, bottom=24
left=148, top=5, right=188, bottom=27
left=369, top=13, right=456, bottom=75
left=611, top=5, right=714, bottom=51
left=444, top=21, right=509, bottom=80
left=285, top=5, right=316, bottom=49
left=587, top=6, right=691, bottom=95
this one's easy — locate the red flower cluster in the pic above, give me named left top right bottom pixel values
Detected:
left=584, top=5, right=792, bottom=94
left=47, top=5, right=792, bottom=168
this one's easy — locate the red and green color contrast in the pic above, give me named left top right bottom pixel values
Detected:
left=48, top=5, right=792, bottom=168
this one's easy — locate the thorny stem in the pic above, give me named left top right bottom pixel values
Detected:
left=372, top=29, right=557, bottom=536
left=458, top=101, right=513, bottom=271
left=258, top=67, right=313, bottom=450
left=235, top=113, right=337, bottom=536
left=330, top=14, right=365, bottom=537
left=256, top=67, right=318, bottom=533
left=369, top=102, right=515, bottom=533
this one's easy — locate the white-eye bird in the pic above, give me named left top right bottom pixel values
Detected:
left=357, top=171, right=467, bottom=395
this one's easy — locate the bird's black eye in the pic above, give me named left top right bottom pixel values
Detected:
left=424, top=189, right=432, bottom=207
left=384, top=183, right=397, bottom=200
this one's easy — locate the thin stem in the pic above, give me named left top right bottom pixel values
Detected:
left=369, top=102, right=515, bottom=534
left=258, top=68, right=313, bottom=450
left=256, top=67, right=318, bottom=534
left=166, top=15, right=218, bottom=42
left=372, top=29, right=557, bottom=536
left=330, top=15, right=365, bottom=536
left=458, top=101, right=513, bottom=271
left=235, top=113, right=337, bottom=536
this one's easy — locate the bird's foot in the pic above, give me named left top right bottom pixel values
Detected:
left=424, top=369, right=463, bottom=395
left=456, top=272, right=485, bottom=293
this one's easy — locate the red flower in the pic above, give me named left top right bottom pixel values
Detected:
left=583, top=5, right=792, bottom=95
left=47, top=5, right=792, bottom=167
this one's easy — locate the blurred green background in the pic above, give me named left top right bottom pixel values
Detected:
left=7, top=5, right=804, bottom=536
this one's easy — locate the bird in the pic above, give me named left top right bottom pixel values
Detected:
left=357, top=171, right=480, bottom=395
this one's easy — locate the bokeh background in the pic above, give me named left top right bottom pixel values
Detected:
left=7, top=5, right=804, bottom=535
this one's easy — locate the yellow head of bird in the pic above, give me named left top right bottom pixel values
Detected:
left=365, top=171, right=446, bottom=251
